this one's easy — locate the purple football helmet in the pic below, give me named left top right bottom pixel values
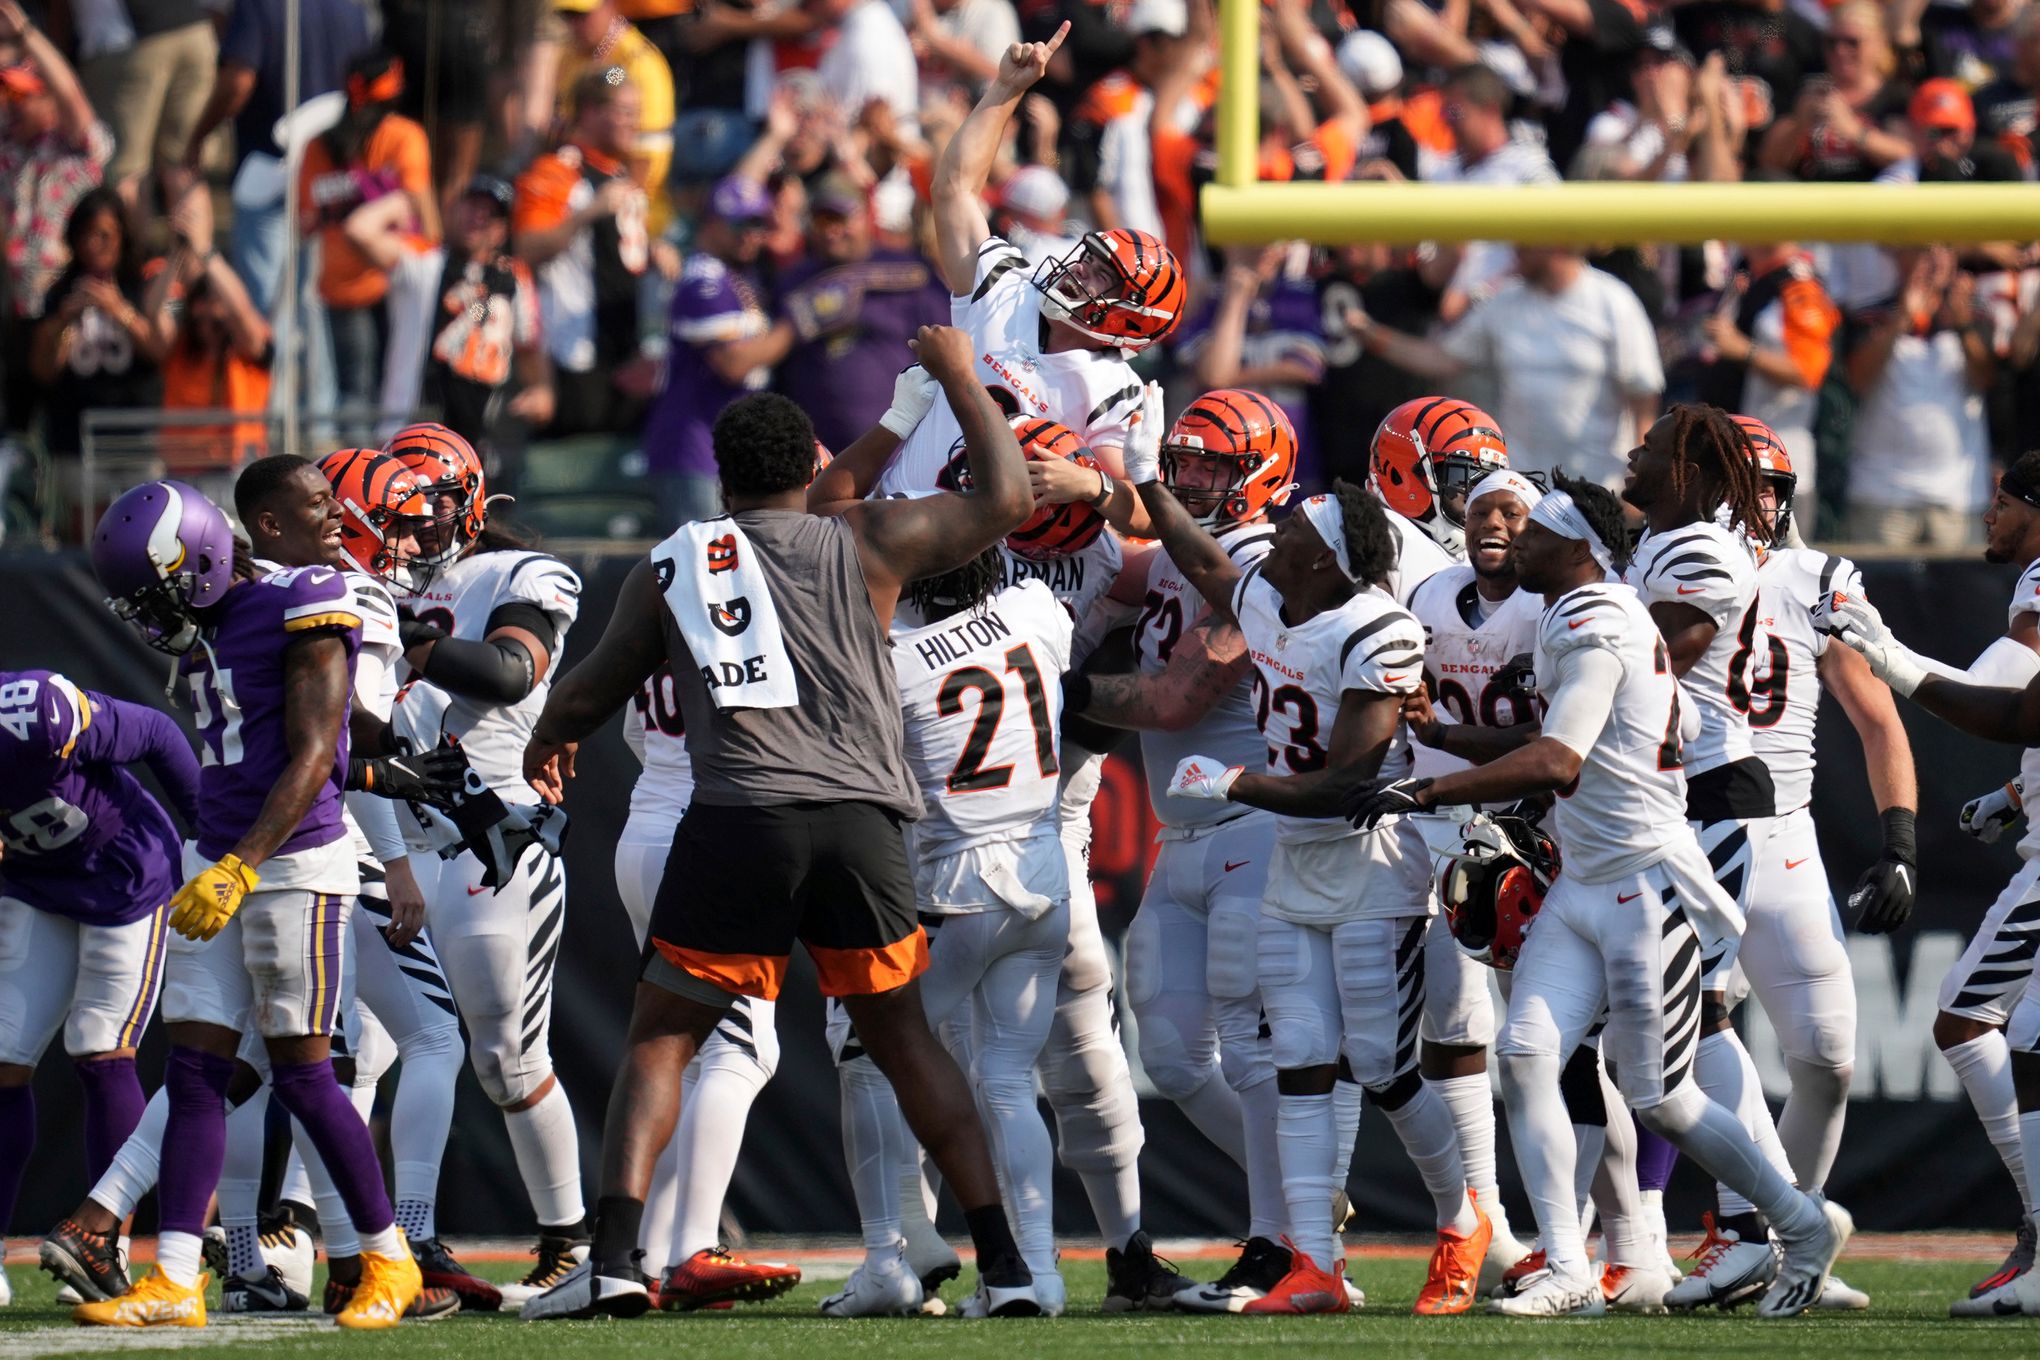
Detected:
left=91, top=481, right=236, bottom=654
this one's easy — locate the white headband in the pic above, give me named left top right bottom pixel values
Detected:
left=1297, top=494, right=1354, bottom=580
left=1466, top=469, right=1543, bottom=512
left=1528, top=490, right=1614, bottom=573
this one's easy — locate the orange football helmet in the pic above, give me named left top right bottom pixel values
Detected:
left=318, top=447, right=432, bottom=588
left=942, top=417, right=1108, bottom=560
left=1032, top=228, right=1186, bottom=352
left=385, top=421, right=486, bottom=570
left=1732, top=413, right=1796, bottom=543
left=1370, top=397, right=1509, bottom=555
left=1160, top=389, right=1299, bottom=530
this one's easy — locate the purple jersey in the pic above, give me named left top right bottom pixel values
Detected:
left=0, top=670, right=197, bottom=925
left=183, top=567, right=362, bottom=862
left=642, top=254, right=773, bottom=479
left=772, top=249, right=950, bottom=453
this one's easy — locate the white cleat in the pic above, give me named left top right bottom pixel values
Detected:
left=1339, top=1271, right=1366, bottom=1310
left=2011, top=1261, right=2040, bottom=1316
left=1817, top=1274, right=1870, bottom=1310
left=1599, top=1263, right=1673, bottom=1314
left=1174, top=1236, right=1290, bottom=1313
left=54, top=1283, right=81, bottom=1305
left=1479, top=1223, right=1533, bottom=1300
left=259, top=1216, right=316, bottom=1301
left=903, top=1221, right=961, bottom=1310
left=519, top=1260, right=650, bottom=1322
left=820, top=1253, right=925, bottom=1318
left=1757, top=1199, right=1853, bottom=1319
left=1663, top=1214, right=1777, bottom=1311
left=957, top=1274, right=1046, bottom=1318
left=1954, top=1274, right=2028, bottom=1318
left=1486, top=1266, right=1606, bottom=1317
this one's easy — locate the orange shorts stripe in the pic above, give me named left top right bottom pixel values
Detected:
left=650, top=939, right=790, bottom=1000
left=808, top=927, right=929, bottom=998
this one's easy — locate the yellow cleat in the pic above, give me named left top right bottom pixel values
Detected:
left=73, top=1266, right=208, bottom=1328
left=338, top=1230, right=425, bottom=1330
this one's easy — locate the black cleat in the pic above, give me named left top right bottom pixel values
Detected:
left=40, top=1218, right=131, bottom=1302
left=1104, top=1231, right=1195, bottom=1313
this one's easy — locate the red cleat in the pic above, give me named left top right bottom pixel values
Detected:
left=659, top=1247, right=802, bottom=1312
left=1240, top=1238, right=1350, bottom=1315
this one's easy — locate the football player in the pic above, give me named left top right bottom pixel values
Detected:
left=1128, top=388, right=1492, bottom=1317
left=1370, top=396, right=1510, bottom=601
left=1347, top=473, right=1853, bottom=1320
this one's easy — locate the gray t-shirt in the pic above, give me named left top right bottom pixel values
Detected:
left=657, top=509, right=920, bottom=819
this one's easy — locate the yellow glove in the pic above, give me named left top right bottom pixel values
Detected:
left=167, top=854, right=260, bottom=941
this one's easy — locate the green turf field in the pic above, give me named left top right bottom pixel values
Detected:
left=0, top=1254, right=2035, bottom=1359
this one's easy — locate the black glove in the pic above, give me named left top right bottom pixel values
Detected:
left=1342, top=777, right=1433, bottom=831
left=1850, top=806, right=1917, bottom=935
left=348, top=745, right=469, bottom=810
left=1492, top=652, right=1538, bottom=714
left=399, top=614, right=450, bottom=652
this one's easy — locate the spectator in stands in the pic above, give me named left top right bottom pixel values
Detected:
left=1312, top=234, right=1459, bottom=484
left=550, top=0, right=677, bottom=232
left=1899, top=0, right=2027, bottom=88
left=1094, top=0, right=1200, bottom=249
left=1178, top=243, right=1327, bottom=475
left=57, top=0, right=216, bottom=186
left=29, top=189, right=174, bottom=462
left=1756, top=0, right=1912, bottom=181
left=1427, top=61, right=1559, bottom=319
left=383, top=0, right=495, bottom=215
left=516, top=68, right=651, bottom=437
left=1843, top=246, right=1995, bottom=548
left=1352, top=245, right=1664, bottom=488
left=774, top=172, right=948, bottom=452
left=909, top=0, right=1020, bottom=98
left=1885, top=78, right=2024, bottom=183
left=178, top=0, right=371, bottom=314
left=991, top=162, right=1077, bottom=265
left=1971, top=5, right=2040, bottom=169
left=815, top=0, right=920, bottom=133
left=0, top=0, right=111, bottom=434
left=299, top=50, right=437, bottom=413
left=1339, top=29, right=1420, bottom=182
left=641, top=173, right=794, bottom=525
left=648, top=0, right=759, bottom=190
left=158, top=183, right=271, bottom=465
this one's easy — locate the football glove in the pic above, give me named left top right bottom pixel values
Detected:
left=1850, top=807, right=1917, bottom=935
left=168, top=853, right=259, bottom=942
left=1123, top=382, right=1165, bottom=486
left=1169, top=754, right=1241, bottom=801
left=1813, top=589, right=1927, bottom=697
left=1960, top=777, right=2024, bottom=845
left=348, top=745, right=469, bottom=811
left=1342, top=777, right=1434, bottom=831
left=879, top=365, right=940, bottom=439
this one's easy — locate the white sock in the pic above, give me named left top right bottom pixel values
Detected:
left=1241, top=1076, right=1288, bottom=1242
left=219, top=1086, right=268, bottom=1281
left=1276, top=1091, right=1339, bottom=1264
left=293, top=1116, right=361, bottom=1258
left=1431, top=1072, right=1507, bottom=1234
left=1170, top=1068, right=1249, bottom=1165
left=670, top=1044, right=772, bottom=1262
left=840, top=1056, right=906, bottom=1253
left=1695, top=1030, right=1791, bottom=1218
left=1079, top=1166, right=1142, bottom=1249
left=359, top=1224, right=403, bottom=1259
left=157, top=1231, right=203, bottom=1288
left=1777, top=1057, right=1850, bottom=1195
left=1332, top=1079, right=1363, bottom=1181
left=1641, top=1187, right=1672, bottom=1262
left=1572, top=1123, right=1605, bottom=1222
left=503, top=1083, right=585, bottom=1229
left=1500, top=1052, right=1588, bottom=1277
left=1642, top=1084, right=1819, bottom=1242
left=1381, top=1085, right=1476, bottom=1233
left=1944, top=1031, right=2035, bottom=1214
left=88, top=1086, right=168, bottom=1220
left=900, top=1145, right=938, bottom=1236
left=278, top=1147, right=314, bottom=1211
left=389, top=1026, right=460, bottom=1241
left=1591, top=1065, right=1650, bottom=1267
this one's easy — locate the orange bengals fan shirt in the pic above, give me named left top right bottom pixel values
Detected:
left=298, top=116, right=434, bottom=310
left=161, top=343, right=272, bottom=463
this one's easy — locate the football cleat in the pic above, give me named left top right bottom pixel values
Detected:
left=1240, top=1240, right=1349, bottom=1315
left=221, top=1264, right=309, bottom=1313
left=258, top=1204, right=316, bottom=1300
left=1495, top=1247, right=1546, bottom=1299
left=521, top=1260, right=651, bottom=1322
left=820, top=1251, right=924, bottom=1318
left=903, top=1221, right=961, bottom=1313
left=659, top=1245, right=801, bottom=1311
left=325, top=1276, right=459, bottom=1319
left=40, top=1218, right=130, bottom=1302
left=1487, top=1265, right=1606, bottom=1317
left=1338, top=1266, right=1367, bottom=1309
left=497, top=1231, right=591, bottom=1309
left=1756, top=1198, right=1852, bottom=1319
left=957, top=1272, right=1046, bottom=1318
left=1818, top=1273, right=1871, bottom=1310
left=201, top=1226, right=228, bottom=1281
left=73, top=1267, right=207, bottom=1328
left=1600, top=1263, right=1673, bottom=1314
left=337, top=1231, right=425, bottom=1330
left=1104, top=1231, right=1193, bottom=1312
left=411, top=1235, right=502, bottom=1312
left=1479, top=1219, right=1533, bottom=1299
left=1175, top=1236, right=1292, bottom=1313
left=1663, top=1212, right=1777, bottom=1310
left=1953, top=1220, right=2037, bottom=1316
left=1415, top=1194, right=1492, bottom=1315
left=1640, top=1189, right=1682, bottom=1281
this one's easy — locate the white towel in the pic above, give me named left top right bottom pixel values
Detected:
left=654, top=517, right=800, bottom=711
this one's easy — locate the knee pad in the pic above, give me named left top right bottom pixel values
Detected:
left=1497, top=1050, right=1560, bottom=1110
left=1134, top=1010, right=1211, bottom=1102
left=1215, top=997, right=1272, bottom=1093
left=1631, top=1079, right=1705, bottom=1137
left=1559, top=1047, right=1607, bottom=1127
left=1123, top=909, right=1162, bottom=1011
left=1784, top=1054, right=1853, bottom=1103
left=1366, top=1066, right=1423, bottom=1111
left=1206, top=907, right=1259, bottom=1002
left=468, top=1020, right=551, bottom=1107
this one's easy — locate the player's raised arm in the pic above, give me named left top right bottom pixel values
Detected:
left=807, top=367, right=939, bottom=516
left=1123, top=386, right=1242, bottom=625
left=930, top=21, right=1069, bottom=294
left=1069, top=617, right=1252, bottom=732
left=1821, top=589, right=2040, bottom=746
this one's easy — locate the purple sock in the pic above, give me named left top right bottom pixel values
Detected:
left=0, top=1085, right=35, bottom=1233
left=75, top=1055, right=148, bottom=1184
left=269, top=1059, right=394, bottom=1236
left=1635, top=1118, right=1681, bottom=1192
left=160, top=1047, right=235, bottom=1236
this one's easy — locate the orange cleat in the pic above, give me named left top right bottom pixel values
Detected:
left=659, top=1246, right=802, bottom=1312
left=1414, top=1191, right=1492, bottom=1315
left=1240, top=1239, right=1350, bottom=1315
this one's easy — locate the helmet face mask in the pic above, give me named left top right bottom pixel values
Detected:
left=1731, top=414, right=1795, bottom=546
left=1437, top=812, right=1559, bottom=971
left=1161, top=389, right=1299, bottom=530
left=384, top=423, right=486, bottom=577
left=1031, top=230, right=1184, bottom=352
left=107, top=579, right=203, bottom=655
left=1370, top=398, right=1510, bottom=556
left=91, top=480, right=235, bottom=656
left=320, top=447, right=435, bottom=590
left=1159, top=440, right=1256, bottom=528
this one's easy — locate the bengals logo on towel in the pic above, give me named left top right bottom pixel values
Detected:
left=710, top=598, right=751, bottom=636
left=706, top=535, right=739, bottom=574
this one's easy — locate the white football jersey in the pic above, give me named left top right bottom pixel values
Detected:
left=1626, top=522, right=1760, bottom=779
left=625, top=660, right=695, bottom=820
left=1386, top=510, right=1458, bottom=606
left=1134, top=520, right=1275, bottom=829
left=893, top=581, right=1075, bottom=859
left=1533, top=583, right=1690, bottom=882
left=876, top=237, right=1147, bottom=498
left=1749, top=547, right=1860, bottom=814
left=399, top=548, right=582, bottom=800
left=2011, top=558, right=2040, bottom=862
left=998, top=532, right=1123, bottom=635
left=1232, top=566, right=1426, bottom=847
left=1407, top=565, right=1543, bottom=781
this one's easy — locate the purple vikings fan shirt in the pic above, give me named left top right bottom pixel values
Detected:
left=0, top=670, right=199, bottom=926
left=182, top=567, right=362, bottom=862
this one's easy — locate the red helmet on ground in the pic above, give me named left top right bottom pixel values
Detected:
left=1438, top=813, right=1559, bottom=972
left=1733, top=413, right=1796, bottom=544
left=1370, top=397, right=1509, bottom=555
left=1160, top=388, right=1299, bottom=530
left=385, top=421, right=486, bottom=570
left=317, top=447, right=432, bottom=589
left=942, top=417, right=1108, bottom=561
left=1032, top=229, right=1186, bottom=352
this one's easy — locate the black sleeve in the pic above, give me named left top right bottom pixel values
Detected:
left=485, top=601, right=560, bottom=654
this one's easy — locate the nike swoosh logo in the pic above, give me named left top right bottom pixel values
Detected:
left=1617, top=891, right=1642, bottom=903
left=1384, top=674, right=1409, bottom=684
left=1224, top=860, right=1251, bottom=873
left=1568, top=619, right=1589, bottom=629
left=1785, top=858, right=1807, bottom=870
left=1676, top=585, right=1706, bottom=595
left=467, top=885, right=490, bottom=896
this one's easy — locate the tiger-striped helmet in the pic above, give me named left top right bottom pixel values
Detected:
left=1370, top=397, right=1509, bottom=555
left=1032, top=229, right=1186, bottom=352
left=317, top=446, right=432, bottom=589
left=1160, top=389, right=1299, bottom=530
left=1732, top=413, right=1795, bottom=544
left=385, top=422, right=486, bottom=571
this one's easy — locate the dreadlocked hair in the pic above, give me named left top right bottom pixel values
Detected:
left=1552, top=470, right=1635, bottom=574
left=1662, top=402, right=1768, bottom=543
left=905, top=544, right=1004, bottom=621
left=1332, top=478, right=1397, bottom=588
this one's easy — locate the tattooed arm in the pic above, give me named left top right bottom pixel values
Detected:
left=1069, top=618, right=1252, bottom=732
left=229, top=633, right=350, bottom=871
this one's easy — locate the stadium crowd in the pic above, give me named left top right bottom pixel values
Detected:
left=0, top=0, right=2037, bottom=544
